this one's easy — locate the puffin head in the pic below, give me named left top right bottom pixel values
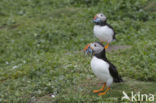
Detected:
left=84, top=42, right=105, bottom=55
left=93, top=13, right=107, bottom=24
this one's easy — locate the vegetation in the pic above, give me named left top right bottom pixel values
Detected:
left=0, top=0, right=155, bottom=102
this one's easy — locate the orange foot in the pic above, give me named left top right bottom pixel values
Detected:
left=98, top=87, right=110, bottom=96
left=98, top=92, right=107, bottom=96
left=93, top=83, right=106, bottom=93
left=93, top=89, right=104, bottom=93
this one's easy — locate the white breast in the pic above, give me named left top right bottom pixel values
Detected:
left=91, top=56, right=113, bottom=86
left=93, top=25, right=114, bottom=43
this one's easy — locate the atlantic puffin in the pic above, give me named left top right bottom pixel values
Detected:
left=93, top=13, right=116, bottom=49
left=84, top=42, right=122, bottom=96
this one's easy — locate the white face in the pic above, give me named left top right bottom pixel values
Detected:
left=90, top=42, right=104, bottom=54
left=96, top=13, right=107, bottom=22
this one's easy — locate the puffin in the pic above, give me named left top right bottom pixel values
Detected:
left=84, top=42, right=122, bottom=96
left=93, top=13, right=116, bottom=49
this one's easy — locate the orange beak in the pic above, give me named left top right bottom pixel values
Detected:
left=94, top=15, right=97, bottom=20
left=83, top=43, right=90, bottom=51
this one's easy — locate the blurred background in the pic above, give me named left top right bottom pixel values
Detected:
left=0, top=0, right=156, bottom=102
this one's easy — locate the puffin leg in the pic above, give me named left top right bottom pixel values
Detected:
left=104, top=43, right=109, bottom=49
left=93, top=83, right=106, bottom=93
left=98, top=87, right=110, bottom=96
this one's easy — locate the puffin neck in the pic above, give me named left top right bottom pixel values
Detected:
left=94, top=49, right=108, bottom=61
left=95, top=21, right=107, bottom=26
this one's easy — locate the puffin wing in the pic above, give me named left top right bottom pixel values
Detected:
left=106, top=23, right=116, bottom=40
left=108, top=62, right=123, bottom=82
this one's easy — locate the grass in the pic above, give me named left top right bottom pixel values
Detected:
left=0, top=0, right=156, bottom=102
left=35, top=77, right=156, bottom=103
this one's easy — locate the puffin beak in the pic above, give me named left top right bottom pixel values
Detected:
left=84, top=44, right=94, bottom=55
left=93, top=16, right=100, bottom=23
left=84, top=43, right=90, bottom=51
left=94, top=15, right=97, bottom=20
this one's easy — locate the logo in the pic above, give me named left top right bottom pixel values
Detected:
left=122, top=91, right=155, bottom=102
